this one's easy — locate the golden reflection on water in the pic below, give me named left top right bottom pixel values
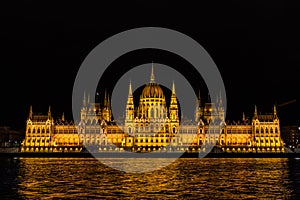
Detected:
left=16, top=158, right=295, bottom=199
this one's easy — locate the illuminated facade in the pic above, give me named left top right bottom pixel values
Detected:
left=21, top=66, right=285, bottom=153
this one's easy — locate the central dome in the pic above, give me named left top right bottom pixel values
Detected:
left=141, top=82, right=165, bottom=98
left=140, top=64, right=165, bottom=99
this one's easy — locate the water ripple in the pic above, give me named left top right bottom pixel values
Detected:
left=1, top=158, right=299, bottom=199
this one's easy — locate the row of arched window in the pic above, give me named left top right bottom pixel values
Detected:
left=27, top=127, right=50, bottom=134
left=255, top=127, right=278, bottom=134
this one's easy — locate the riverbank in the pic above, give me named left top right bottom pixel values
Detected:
left=1, top=151, right=300, bottom=158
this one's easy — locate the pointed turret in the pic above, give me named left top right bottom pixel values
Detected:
left=254, top=105, right=258, bottom=118
left=29, top=105, right=33, bottom=119
left=126, top=80, right=135, bottom=122
left=83, top=91, right=86, bottom=106
left=274, top=104, right=277, bottom=117
left=104, top=89, right=108, bottom=107
left=102, top=89, right=112, bottom=122
left=195, top=90, right=202, bottom=122
left=128, top=80, right=133, bottom=97
left=172, top=81, right=176, bottom=95
left=150, top=62, right=155, bottom=83
left=48, top=105, right=51, bottom=118
left=219, top=91, right=223, bottom=106
left=197, top=90, right=201, bottom=107
left=242, top=112, right=245, bottom=121
left=169, top=81, right=179, bottom=122
left=62, top=112, right=65, bottom=122
left=87, top=93, right=90, bottom=104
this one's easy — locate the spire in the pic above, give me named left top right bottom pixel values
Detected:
left=274, top=104, right=277, bottom=116
left=172, top=81, right=176, bottom=95
left=62, top=112, right=65, bottom=121
left=242, top=112, right=245, bottom=121
left=48, top=105, right=51, bottom=118
left=254, top=105, right=257, bottom=116
left=128, top=80, right=133, bottom=97
left=83, top=91, right=86, bottom=106
left=104, top=89, right=110, bottom=108
left=104, top=89, right=107, bottom=107
left=87, top=93, right=90, bottom=104
left=150, top=62, right=155, bottom=83
left=29, top=105, right=33, bottom=119
left=219, top=91, right=223, bottom=106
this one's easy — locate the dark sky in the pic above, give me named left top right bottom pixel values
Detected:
left=1, top=0, right=300, bottom=129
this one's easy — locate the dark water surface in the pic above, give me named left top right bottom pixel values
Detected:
left=1, top=157, right=300, bottom=199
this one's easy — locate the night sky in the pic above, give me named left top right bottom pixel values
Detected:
left=1, top=1, right=300, bottom=129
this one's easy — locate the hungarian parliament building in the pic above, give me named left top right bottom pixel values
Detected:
left=21, top=67, right=285, bottom=153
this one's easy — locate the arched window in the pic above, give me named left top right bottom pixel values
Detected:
left=261, top=127, right=264, bottom=133
left=275, top=127, right=278, bottom=133
left=33, top=128, right=36, bottom=133
left=28, top=128, right=31, bottom=133
left=150, top=108, right=154, bottom=118
left=172, top=127, right=176, bottom=133
left=270, top=128, right=273, bottom=133
left=256, top=128, right=259, bottom=134
left=42, top=128, right=45, bottom=133
left=37, top=128, right=40, bottom=133
left=165, top=125, right=169, bottom=133
left=46, top=128, right=50, bottom=133
left=128, top=127, right=132, bottom=134
left=265, top=128, right=268, bottom=133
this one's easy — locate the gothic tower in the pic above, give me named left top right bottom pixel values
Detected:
left=169, top=81, right=179, bottom=133
left=194, top=90, right=202, bottom=122
left=102, top=90, right=112, bottom=122
left=125, top=80, right=135, bottom=122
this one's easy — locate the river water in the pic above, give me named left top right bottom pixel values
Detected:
left=0, top=157, right=299, bottom=199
